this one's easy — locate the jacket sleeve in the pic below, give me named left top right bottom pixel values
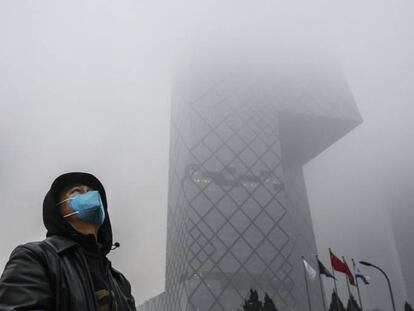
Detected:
left=0, top=245, right=53, bottom=310
left=122, top=275, right=137, bottom=311
left=111, top=268, right=137, bottom=311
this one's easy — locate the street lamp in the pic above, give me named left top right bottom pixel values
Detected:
left=359, top=261, right=396, bottom=311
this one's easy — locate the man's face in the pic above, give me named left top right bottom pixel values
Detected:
left=58, top=184, right=92, bottom=218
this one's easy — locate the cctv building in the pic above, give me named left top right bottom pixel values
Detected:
left=138, top=58, right=362, bottom=311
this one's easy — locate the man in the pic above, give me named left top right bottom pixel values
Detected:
left=0, top=172, right=136, bottom=311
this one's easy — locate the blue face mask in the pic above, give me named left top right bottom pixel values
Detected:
left=58, top=190, right=106, bottom=225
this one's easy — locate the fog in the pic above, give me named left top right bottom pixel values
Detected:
left=0, top=0, right=413, bottom=310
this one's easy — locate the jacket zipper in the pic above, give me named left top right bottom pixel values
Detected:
left=106, top=261, right=125, bottom=310
left=78, top=248, right=99, bottom=311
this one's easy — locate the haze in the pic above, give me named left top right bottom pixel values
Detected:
left=0, top=1, right=413, bottom=310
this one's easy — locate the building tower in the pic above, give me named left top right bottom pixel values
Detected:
left=161, top=58, right=362, bottom=311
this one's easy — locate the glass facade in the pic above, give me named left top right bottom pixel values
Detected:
left=138, top=60, right=362, bottom=311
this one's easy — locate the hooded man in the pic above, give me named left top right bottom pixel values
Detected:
left=0, top=172, right=136, bottom=311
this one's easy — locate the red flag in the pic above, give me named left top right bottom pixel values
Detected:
left=330, top=250, right=356, bottom=286
left=342, top=258, right=356, bottom=286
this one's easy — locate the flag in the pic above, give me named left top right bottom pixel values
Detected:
left=329, top=250, right=355, bottom=286
left=330, top=250, right=348, bottom=273
left=318, top=259, right=336, bottom=279
left=303, top=258, right=317, bottom=281
left=342, top=258, right=356, bottom=286
left=355, top=268, right=370, bottom=285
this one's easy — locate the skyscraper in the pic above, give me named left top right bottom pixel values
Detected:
left=139, top=57, right=362, bottom=311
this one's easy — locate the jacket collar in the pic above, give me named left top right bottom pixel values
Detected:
left=45, top=235, right=79, bottom=254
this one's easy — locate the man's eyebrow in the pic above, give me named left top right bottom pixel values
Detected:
left=68, top=186, right=82, bottom=192
left=63, top=184, right=84, bottom=193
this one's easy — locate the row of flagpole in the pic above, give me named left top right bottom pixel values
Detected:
left=301, top=248, right=371, bottom=311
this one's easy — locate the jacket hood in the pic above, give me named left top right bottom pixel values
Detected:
left=43, top=172, right=113, bottom=255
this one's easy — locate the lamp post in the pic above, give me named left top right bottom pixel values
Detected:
left=359, top=261, right=396, bottom=311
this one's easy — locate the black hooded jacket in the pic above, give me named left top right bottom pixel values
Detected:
left=0, top=172, right=137, bottom=311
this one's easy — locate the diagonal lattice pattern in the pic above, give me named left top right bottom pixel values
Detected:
left=134, top=63, right=361, bottom=311
left=165, top=72, right=305, bottom=310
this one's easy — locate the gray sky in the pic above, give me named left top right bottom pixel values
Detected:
left=1, top=0, right=413, bottom=310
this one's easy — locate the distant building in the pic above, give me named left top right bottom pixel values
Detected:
left=388, top=184, right=414, bottom=303
left=139, top=56, right=362, bottom=311
left=137, top=292, right=167, bottom=311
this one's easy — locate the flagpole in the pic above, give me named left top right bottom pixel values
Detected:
left=329, top=248, right=340, bottom=311
left=302, top=256, right=313, bottom=311
left=345, top=276, right=354, bottom=311
left=316, top=255, right=328, bottom=311
left=342, top=256, right=355, bottom=311
left=352, top=258, right=364, bottom=311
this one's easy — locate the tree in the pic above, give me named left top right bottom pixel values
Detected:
left=328, top=290, right=346, bottom=311
left=346, top=294, right=361, bottom=311
left=263, top=293, right=278, bottom=311
left=405, top=302, right=414, bottom=311
left=242, top=289, right=263, bottom=311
